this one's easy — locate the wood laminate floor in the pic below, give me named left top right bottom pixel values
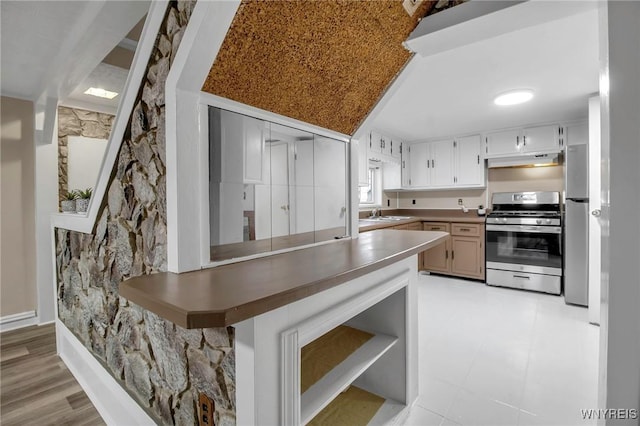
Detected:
left=0, top=324, right=105, bottom=426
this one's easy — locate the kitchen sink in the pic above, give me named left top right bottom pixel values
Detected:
left=361, top=216, right=412, bottom=222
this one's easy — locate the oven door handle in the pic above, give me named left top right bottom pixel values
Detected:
left=486, top=224, right=562, bottom=234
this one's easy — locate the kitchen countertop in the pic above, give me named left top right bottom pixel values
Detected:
left=359, top=217, right=423, bottom=232
left=359, top=209, right=486, bottom=232
left=119, top=229, right=448, bottom=329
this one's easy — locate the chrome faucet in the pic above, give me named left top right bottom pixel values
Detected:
left=371, top=208, right=379, bottom=218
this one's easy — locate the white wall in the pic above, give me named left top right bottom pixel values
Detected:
left=67, top=136, right=108, bottom=192
left=0, top=96, right=37, bottom=320
left=601, top=1, right=640, bottom=421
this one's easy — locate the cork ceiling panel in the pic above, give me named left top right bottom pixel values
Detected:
left=202, top=0, right=439, bottom=135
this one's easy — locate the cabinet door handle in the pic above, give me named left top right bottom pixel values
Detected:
left=523, top=136, right=527, bottom=146
left=445, top=250, right=448, bottom=259
left=427, top=159, right=430, bottom=169
left=432, top=159, right=435, bottom=168
left=516, top=136, right=520, bottom=147
left=477, top=155, right=480, bottom=164
left=402, top=160, right=405, bottom=168
left=459, top=228, right=470, bottom=231
left=513, top=274, right=530, bottom=280
left=451, top=251, right=454, bottom=260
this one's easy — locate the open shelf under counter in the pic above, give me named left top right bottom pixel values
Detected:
left=306, top=385, right=405, bottom=426
left=300, top=325, right=398, bottom=424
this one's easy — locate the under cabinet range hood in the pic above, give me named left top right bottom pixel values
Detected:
left=487, top=153, right=561, bottom=169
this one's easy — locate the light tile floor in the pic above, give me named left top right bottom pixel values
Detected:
left=406, top=274, right=599, bottom=426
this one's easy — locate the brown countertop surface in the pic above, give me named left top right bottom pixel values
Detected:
left=359, top=209, right=486, bottom=232
left=119, top=230, right=448, bottom=329
left=412, top=215, right=486, bottom=223
left=358, top=217, right=422, bottom=232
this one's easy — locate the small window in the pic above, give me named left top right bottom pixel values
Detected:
left=359, top=165, right=379, bottom=205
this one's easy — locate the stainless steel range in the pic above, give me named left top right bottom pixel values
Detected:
left=485, top=192, right=563, bottom=295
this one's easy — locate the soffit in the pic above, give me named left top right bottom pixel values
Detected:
left=201, top=0, right=440, bottom=135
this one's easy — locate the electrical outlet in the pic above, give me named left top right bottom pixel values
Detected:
left=458, top=199, right=463, bottom=205
left=198, top=393, right=215, bottom=426
left=402, top=0, right=423, bottom=16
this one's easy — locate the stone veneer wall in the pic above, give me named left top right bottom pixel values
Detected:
left=55, top=2, right=237, bottom=425
left=58, top=106, right=114, bottom=206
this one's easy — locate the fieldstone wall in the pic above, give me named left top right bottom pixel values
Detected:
left=55, top=2, right=237, bottom=424
left=58, top=107, right=114, bottom=206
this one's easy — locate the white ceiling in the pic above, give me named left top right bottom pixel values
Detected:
left=64, top=62, right=130, bottom=114
left=370, top=7, right=600, bottom=142
left=0, top=1, right=148, bottom=113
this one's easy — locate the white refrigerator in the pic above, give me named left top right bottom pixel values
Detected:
left=564, top=143, right=589, bottom=306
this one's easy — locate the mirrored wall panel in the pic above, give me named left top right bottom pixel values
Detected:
left=209, top=107, right=349, bottom=262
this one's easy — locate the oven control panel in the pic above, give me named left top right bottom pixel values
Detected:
left=486, top=216, right=561, bottom=226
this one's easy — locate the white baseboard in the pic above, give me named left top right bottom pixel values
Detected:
left=56, top=320, right=155, bottom=425
left=0, top=310, right=38, bottom=332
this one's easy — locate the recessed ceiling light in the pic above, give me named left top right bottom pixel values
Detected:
left=494, top=90, right=534, bottom=106
left=84, top=87, right=118, bottom=99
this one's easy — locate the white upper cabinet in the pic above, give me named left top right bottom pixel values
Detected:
left=485, top=129, right=522, bottom=157
left=390, top=139, right=402, bottom=160
left=409, top=142, right=430, bottom=187
left=382, top=162, right=402, bottom=190
left=381, top=134, right=392, bottom=157
left=369, top=131, right=382, bottom=155
left=522, top=124, right=560, bottom=153
left=401, top=142, right=410, bottom=188
left=404, top=135, right=485, bottom=190
left=485, top=124, right=562, bottom=158
left=365, top=130, right=401, bottom=164
left=430, top=140, right=455, bottom=187
left=243, top=116, right=266, bottom=184
left=455, top=135, right=485, bottom=187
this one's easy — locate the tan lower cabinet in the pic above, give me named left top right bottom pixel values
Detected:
left=392, top=223, right=421, bottom=231
left=393, top=224, right=410, bottom=230
left=407, top=222, right=423, bottom=231
left=362, top=220, right=484, bottom=280
left=422, top=222, right=451, bottom=273
left=451, top=236, right=483, bottom=279
left=391, top=222, right=432, bottom=267
left=421, top=222, right=485, bottom=280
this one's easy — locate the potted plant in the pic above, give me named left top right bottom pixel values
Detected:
left=61, top=191, right=77, bottom=213
left=75, top=188, right=92, bottom=213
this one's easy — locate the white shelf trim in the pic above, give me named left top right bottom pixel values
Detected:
left=280, top=269, right=411, bottom=425
left=50, top=0, right=169, bottom=234
left=300, top=332, right=398, bottom=425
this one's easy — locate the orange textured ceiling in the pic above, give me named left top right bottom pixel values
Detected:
left=202, top=0, right=438, bottom=135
